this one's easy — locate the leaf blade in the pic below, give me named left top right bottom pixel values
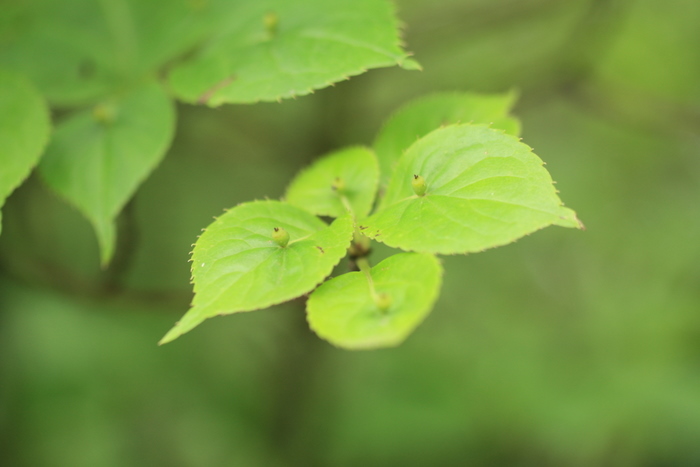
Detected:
left=285, top=146, right=379, bottom=219
left=160, top=201, right=353, bottom=344
left=0, top=70, right=51, bottom=234
left=169, top=0, right=412, bottom=105
left=307, top=252, right=443, bottom=349
left=373, top=91, right=521, bottom=190
left=38, top=81, right=176, bottom=265
left=0, top=0, right=223, bottom=106
left=364, top=124, right=581, bottom=255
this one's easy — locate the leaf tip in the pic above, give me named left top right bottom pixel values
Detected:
left=399, top=58, right=422, bottom=71
left=98, top=243, right=115, bottom=269
left=158, top=327, right=180, bottom=346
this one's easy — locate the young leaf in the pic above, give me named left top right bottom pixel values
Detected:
left=362, top=124, right=582, bottom=255
left=160, top=201, right=353, bottom=345
left=374, top=92, right=521, bottom=190
left=307, top=253, right=442, bottom=350
left=0, top=70, right=51, bottom=235
left=38, top=82, right=175, bottom=266
left=285, top=146, right=379, bottom=219
left=169, top=0, right=414, bottom=105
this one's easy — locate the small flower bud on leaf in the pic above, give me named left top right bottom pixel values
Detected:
left=412, top=174, right=427, bottom=196
left=92, top=103, right=117, bottom=124
left=375, top=292, right=392, bottom=311
left=264, top=11, right=279, bottom=38
left=331, top=176, right=345, bottom=192
left=272, top=227, right=289, bottom=247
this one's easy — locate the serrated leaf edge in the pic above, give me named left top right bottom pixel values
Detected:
left=160, top=207, right=354, bottom=345
left=365, top=123, right=583, bottom=254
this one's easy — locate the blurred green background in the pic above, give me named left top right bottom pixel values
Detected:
left=2, top=0, right=700, bottom=465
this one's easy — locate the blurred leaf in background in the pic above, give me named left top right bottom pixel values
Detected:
left=0, top=70, right=51, bottom=235
left=2, top=0, right=700, bottom=466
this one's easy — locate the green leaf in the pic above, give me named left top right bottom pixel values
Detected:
left=362, top=124, right=582, bottom=255
left=0, top=1, right=117, bottom=106
left=160, top=201, right=354, bottom=344
left=374, top=91, right=521, bottom=190
left=169, top=0, right=413, bottom=105
left=307, top=253, right=442, bottom=349
left=0, top=0, right=221, bottom=106
left=39, top=81, right=175, bottom=265
left=0, top=70, right=51, bottom=234
left=285, top=146, right=379, bottom=219
left=123, top=0, right=231, bottom=77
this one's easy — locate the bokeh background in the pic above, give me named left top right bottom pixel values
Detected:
left=2, top=0, right=700, bottom=465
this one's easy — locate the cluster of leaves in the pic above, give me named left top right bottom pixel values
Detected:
left=0, top=0, right=415, bottom=265
left=161, top=92, right=582, bottom=349
left=1, top=0, right=581, bottom=351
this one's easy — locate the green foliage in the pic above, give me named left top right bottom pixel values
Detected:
left=0, top=0, right=219, bottom=106
left=169, top=0, right=418, bottom=105
left=307, top=253, right=442, bottom=349
left=373, top=91, right=521, bottom=188
left=159, top=202, right=353, bottom=344
left=364, top=124, right=580, bottom=254
left=0, top=0, right=411, bottom=264
left=4, top=1, right=700, bottom=464
left=38, top=82, right=175, bottom=265
left=0, top=0, right=580, bottom=351
left=162, top=94, right=580, bottom=347
left=0, top=70, right=51, bottom=234
left=285, top=146, right=379, bottom=219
